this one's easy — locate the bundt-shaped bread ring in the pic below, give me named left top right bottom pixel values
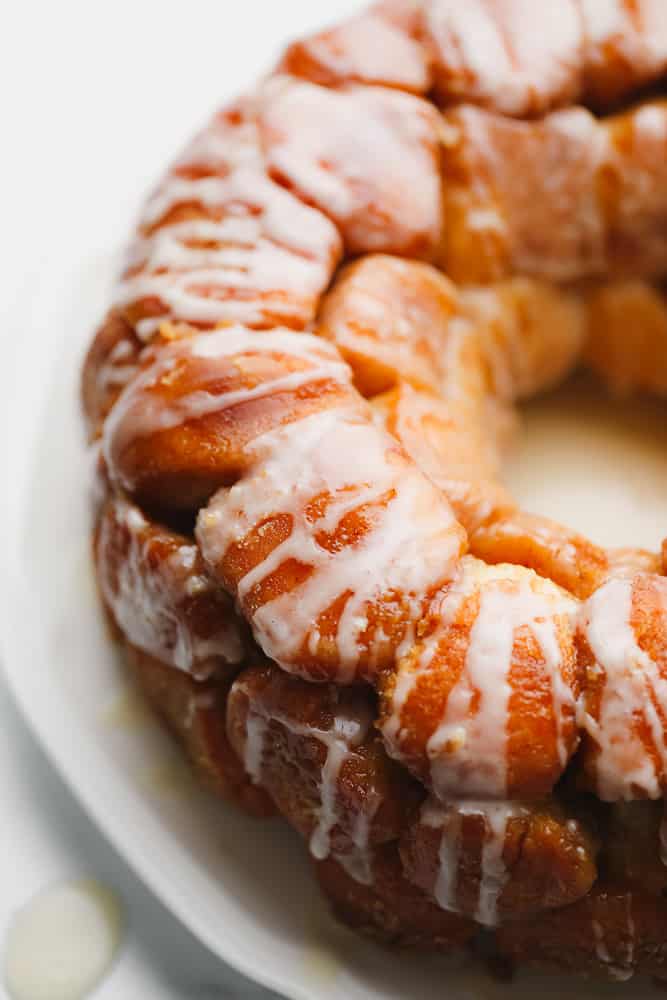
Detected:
left=84, top=0, right=667, bottom=984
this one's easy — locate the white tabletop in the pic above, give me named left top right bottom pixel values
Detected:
left=0, top=2, right=360, bottom=997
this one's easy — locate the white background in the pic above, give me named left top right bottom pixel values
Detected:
left=0, top=3, right=359, bottom=998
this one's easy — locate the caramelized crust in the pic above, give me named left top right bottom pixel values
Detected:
left=497, top=883, right=667, bottom=982
left=316, top=843, right=476, bottom=949
left=401, top=798, right=597, bottom=924
left=605, top=800, right=667, bottom=895
left=423, top=0, right=667, bottom=116
left=227, top=662, right=422, bottom=872
left=471, top=511, right=609, bottom=599
left=115, top=100, right=342, bottom=338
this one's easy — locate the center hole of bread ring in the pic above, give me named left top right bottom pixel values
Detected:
left=506, top=372, right=667, bottom=549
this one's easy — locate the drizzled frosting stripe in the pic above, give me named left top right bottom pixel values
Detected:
left=233, top=679, right=377, bottom=883
left=96, top=498, right=244, bottom=678
left=579, top=574, right=667, bottom=801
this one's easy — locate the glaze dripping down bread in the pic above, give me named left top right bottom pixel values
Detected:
left=83, top=0, right=667, bottom=982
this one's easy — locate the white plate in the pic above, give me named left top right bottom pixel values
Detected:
left=2, top=257, right=666, bottom=1000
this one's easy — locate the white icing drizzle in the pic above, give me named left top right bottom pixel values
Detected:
left=475, top=802, right=516, bottom=927
left=238, top=684, right=373, bottom=868
left=421, top=799, right=461, bottom=914
left=634, top=103, right=667, bottom=142
left=591, top=895, right=636, bottom=982
left=183, top=691, right=216, bottom=731
left=335, top=799, right=380, bottom=886
left=580, top=0, right=667, bottom=87
left=422, top=798, right=524, bottom=926
left=243, top=710, right=269, bottom=783
left=198, top=407, right=463, bottom=681
left=579, top=575, right=667, bottom=800
left=387, top=558, right=576, bottom=800
left=427, top=0, right=667, bottom=115
left=114, top=105, right=341, bottom=335
left=99, top=498, right=243, bottom=677
left=103, top=325, right=352, bottom=455
left=94, top=335, right=139, bottom=403
left=592, top=917, right=613, bottom=966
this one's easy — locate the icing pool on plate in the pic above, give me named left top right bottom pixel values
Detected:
left=3, top=880, right=123, bottom=1000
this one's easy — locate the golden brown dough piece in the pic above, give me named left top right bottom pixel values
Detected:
left=227, top=662, right=422, bottom=875
left=257, top=76, right=444, bottom=259
left=82, top=312, right=142, bottom=439
left=423, top=0, right=667, bottom=116
left=605, top=547, right=663, bottom=578
left=439, top=100, right=667, bottom=283
left=316, top=255, right=611, bottom=595
left=103, top=327, right=359, bottom=511
left=316, top=843, right=476, bottom=950
left=577, top=572, right=667, bottom=801
left=496, top=882, right=667, bottom=982
left=114, top=99, right=342, bottom=338
left=285, top=1, right=667, bottom=118
left=317, top=255, right=586, bottom=404
left=585, top=280, right=667, bottom=396
left=96, top=495, right=246, bottom=680
left=372, top=382, right=514, bottom=536
left=279, top=3, right=431, bottom=93
left=380, top=557, right=581, bottom=801
left=126, top=645, right=273, bottom=817
left=604, top=801, right=667, bottom=895
left=377, top=381, right=615, bottom=597
left=400, top=798, right=597, bottom=924
left=316, top=255, right=462, bottom=398
left=471, top=511, right=609, bottom=600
